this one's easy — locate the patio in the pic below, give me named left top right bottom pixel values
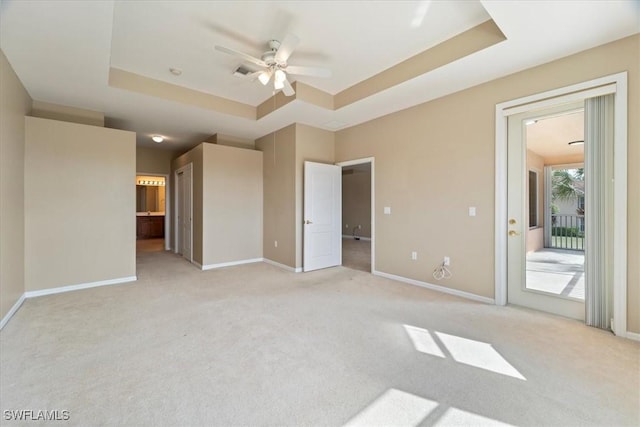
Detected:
left=526, top=248, right=585, bottom=300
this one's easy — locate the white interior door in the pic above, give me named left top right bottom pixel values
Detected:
left=507, top=109, right=584, bottom=320
left=303, top=161, right=341, bottom=272
left=175, top=164, right=193, bottom=262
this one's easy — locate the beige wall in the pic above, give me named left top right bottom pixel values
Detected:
left=294, top=124, right=335, bottom=268
left=172, top=144, right=204, bottom=264
left=335, top=34, right=639, bottom=332
left=526, top=150, right=544, bottom=253
left=255, top=123, right=334, bottom=269
left=25, top=117, right=136, bottom=291
left=0, top=50, right=31, bottom=321
left=201, top=144, right=262, bottom=266
left=137, top=146, right=177, bottom=175
left=256, top=125, right=296, bottom=267
left=31, top=100, right=104, bottom=127
left=342, top=170, right=372, bottom=238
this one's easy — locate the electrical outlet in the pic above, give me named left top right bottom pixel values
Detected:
left=444, top=256, right=450, bottom=266
left=357, top=224, right=362, bottom=229
left=345, top=224, right=349, bottom=228
left=412, top=251, right=418, bottom=260
left=274, top=240, right=278, bottom=248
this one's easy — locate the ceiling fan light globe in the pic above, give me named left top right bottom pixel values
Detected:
left=274, top=69, right=286, bottom=83
left=258, top=71, right=271, bottom=85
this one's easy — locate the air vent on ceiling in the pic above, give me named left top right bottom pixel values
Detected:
left=233, top=65, right=255, bottom=78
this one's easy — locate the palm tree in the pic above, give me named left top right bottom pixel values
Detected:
left=551, top=168, right=585, bottom=231
left=552, top=168, right=584, bottom=202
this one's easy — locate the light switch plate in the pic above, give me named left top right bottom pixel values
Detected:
left=384, top=207, right=391, bottom=215
left=469, top=207, right=476, bottom=217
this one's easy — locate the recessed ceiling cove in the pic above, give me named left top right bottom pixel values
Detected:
left=109, top=1, right=491, bottom=106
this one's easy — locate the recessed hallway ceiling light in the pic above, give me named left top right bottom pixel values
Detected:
left=169, top=68, right=182, bottom=76
left=152, top=135, right=164, bottom=143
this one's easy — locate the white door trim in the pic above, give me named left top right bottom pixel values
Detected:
left=495, top=72, right=628, bottom=337
left=137, top=171, right=170, bottom=250
left=174, top=163, right=193, bottom=263
left=336, top=157, right=375, bottom=273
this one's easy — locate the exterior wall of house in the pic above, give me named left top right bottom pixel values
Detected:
left=24, top=116, right=136, bottom=291
left=526, top=150, right=544, bottom=254
left=0, top=50, right=31, bottom=323
left=335, top=34, right=640, bottom=332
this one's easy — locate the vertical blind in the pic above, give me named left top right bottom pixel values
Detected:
left=584, top=94, right=614, bottom=330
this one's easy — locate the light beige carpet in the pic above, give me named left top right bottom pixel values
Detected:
left=1, top=250, right=638, bottom=426
left=342, top=237, right=371, bottom=273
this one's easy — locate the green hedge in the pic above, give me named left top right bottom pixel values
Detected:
left=552, top=227, right=584, bottom=237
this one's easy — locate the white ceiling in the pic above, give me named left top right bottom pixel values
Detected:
left=1, top=0, right=638, bottom=152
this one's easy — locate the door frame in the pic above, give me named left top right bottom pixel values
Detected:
left=335, top=157, right=375, bottom=273
left=495, top=72, right=628, bottom=337
left=174, top=163, right=193, bottom=263
left=137, top=171, right=170, bottom=250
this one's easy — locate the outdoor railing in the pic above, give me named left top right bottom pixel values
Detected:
left=550, top=214, right=585, bottom=251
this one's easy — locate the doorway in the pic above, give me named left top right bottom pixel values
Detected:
left=336, top=158, right=375, bottom=273
left=174, top=163, right=193, bottom=263
left=506, top=103, right=585, bottom=320
left=135, top=173, right=169, bottom=253
left=495, top=72, right=628, bottom=337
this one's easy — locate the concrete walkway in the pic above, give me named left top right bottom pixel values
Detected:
left=526, top=248, right=585, bottom=300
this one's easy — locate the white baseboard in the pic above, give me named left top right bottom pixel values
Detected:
left=24, top=276, right=137, bottom=298
left=625, top=331, right=640, bottom=341
left=373, top=270, right=495, bottom=304
left=263, top=258, right=302, bottom=273
left=0, top=293, right=26, bottom=330
left=201, top=258, right=263, bottom=271
left=342, top=235, right=372, bottom=241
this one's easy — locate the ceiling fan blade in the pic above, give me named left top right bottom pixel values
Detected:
left=282, top=78, right=295, bottom=97
left=215, top=45, right=267, bottom=68
left=285, top=65, right=331, bottom=78
left=246, top=71, right=262, bottom=82
left=274, top=33, right=300, bottom=63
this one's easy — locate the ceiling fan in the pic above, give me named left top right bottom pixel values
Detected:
left=215, top=34, right=331, bottom=96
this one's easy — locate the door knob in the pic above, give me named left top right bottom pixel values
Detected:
left=508, top=230, right=521, bottom=236
left=305, top=220, right=313, bottom=224
left=509, top=218, right=517, bottom=224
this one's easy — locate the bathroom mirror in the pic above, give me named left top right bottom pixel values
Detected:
left=136, top=185, right=165, bottom=213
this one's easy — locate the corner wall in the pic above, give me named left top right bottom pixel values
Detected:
left=172, top=144, right=204, bottom=264
left=137, top=147, right=177, bottom=175
left=256, top=125, right=297, bottom=268
left=0, top=49, right=31, bottom=321
left=201, top=144, right=262, bottom=266
left=24, top=117, right=136, bottom=291
left=295, top=124, right=335, bottom=269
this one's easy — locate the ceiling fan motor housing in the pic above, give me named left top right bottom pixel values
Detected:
left=262, top=40, right=282, bottom=67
